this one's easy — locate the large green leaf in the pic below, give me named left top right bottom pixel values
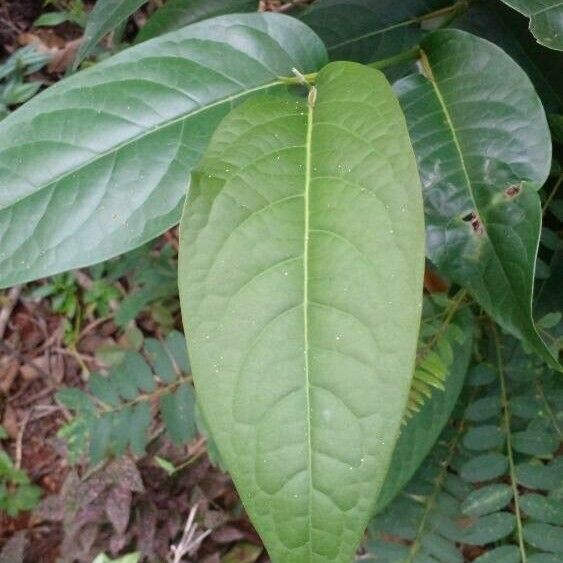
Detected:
left=299, top=0, right=453, bottom=64
left=74, top=0, right=149, bottom=68
left=0, top=13, right=327, bottom=289
left=178, top=62, right=425, bottom=562
left=374, top=307, right=473, bottom=513
left=453, top=0, right=563, bottom=112
left=395, top=29, right=559, bottom=370
left=501, top=0, right=563, bottom=51
left=136, top=0, right=258, bottom=43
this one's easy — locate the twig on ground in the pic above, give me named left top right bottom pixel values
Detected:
left=169, top=504, right=212, bottom=563
left=0, top=340, right=51, bottom=379
left=15, top=409, right=32, bottom=469
left=0, top=285, right=21, bottom=339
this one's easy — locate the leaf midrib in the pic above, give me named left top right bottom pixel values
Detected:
left=524, top=1, right=563, bottom=17
left=328, top=17, right=421, bottom=51
left=4, top=80, right=281, bottom=210
left=420, top=50, right=530, bottom=318
left=303, top=89, right=315, bottom=558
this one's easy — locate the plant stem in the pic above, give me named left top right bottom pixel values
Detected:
left=368, top=46, right=421, bottom=71
left=279, top=72, right=317, bottom=86
left=282, top=44, right=425, bottom=87
left=98, top=374, right=193, bottom=414
left=405, top=417, right=467, bottom=562
left=429, top=0, right=470, bottom=29
left=416, top=0, right=469, bottom=24
left=418, top=289, right=468, bottom=359
left=172, top=442, right=207, bottom=474
left=492, top=324, right=527, bottom=563
left=283, top=1, right=469, bottom=85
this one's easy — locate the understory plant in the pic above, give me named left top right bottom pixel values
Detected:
left=0, top=1, right=561, bottom=562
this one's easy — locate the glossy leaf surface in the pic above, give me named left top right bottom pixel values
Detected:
left=74, top=0, right=149, bottom=68
left=299, top=0, right=452, bottom=64
left=136, top=0, right=258, bottom=43
left=179, top=62, right=425, bottom=562
left=395, top=29, right=558, bottom=369
left=0, top=13, right=327, bottom=288
left=501, top=0, right=563, bottom=50
left=453, top=0, right=563, bottom=112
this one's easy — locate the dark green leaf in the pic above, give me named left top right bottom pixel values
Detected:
left=74, top=0, right=149, bottom=68
left=537, top=312, right=562, bottom=329
left=136, top=0, right=258, bottom=43
left=515, top=461, right=563, bottom=490
left=300, top=0, right=452, bottom=64
left=420, top=532, right=462, bottom=563
left=89, top=416, right=113, bottom=463
left=0, top=14, right=327, bottom=288
left=56, top=388, right=96, bottom=416
left=112, top=366, right=139, bottom=401
left=129, top=402, right=151, bottom=456
left=34, top=12, right=74, bottom=27
left=460, top=453, right=508, bottom=482
left=179, top=61, right=425, bottom=561
left=95, top=344, right=126, bottom=366
left=528, top=554, right=563, bottom=563
left=473, top=545, right=521, bottom=563
left=453, top=0, right=563, bottom=112
left=368, top=538, right=410, bottom=560
left=395, top=29, right=559, bottom=370
left=500, top=1, right=563, bottom=50
left=444, top=473, right=472, bottom=500
left=524, top=522, right=563, bottom=553
left=511, top=392, right=543, bottom=419
left=465, top=396, right=501, bottom=422
left=461, top=484, right=513, bottom=516
left=371, top=496, right=422, bottom=540
left=144, top=338, right=176, bottom=383
left=466, top=364, right=497, bottom=387
left=462, top=512, right=516, bottom=544
left=520, top=493, right=563, bottom=525
left=512, top=430, right=559, bottom=456
left=88, top=372, right=121, bottom=407
left=111, top=409, right=132, bottom=456
left=463, top=424, right=504, bottom=451
left=123, top=351, right=155, bottom=393
left=164, top=331, right=190, bottom=373
left=160, top=383, right=196, bottom=446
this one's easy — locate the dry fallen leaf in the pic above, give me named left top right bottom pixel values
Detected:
left=19, top=355, right=50, bottom=381
left=0, top=358, right=20, bottom=394
left=2, top=404, right=19, bottom=439
left=48, top=38, right=81, bottom=73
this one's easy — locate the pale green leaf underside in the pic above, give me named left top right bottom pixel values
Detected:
left=0, top=13, right=327, bottom=288
left=179, top=62, right=425, bottom=562
left=395, top=29, right=559, bottom=370
left=501, top=0, right=563, bottom=50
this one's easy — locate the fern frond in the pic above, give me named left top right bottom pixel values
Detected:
left=404, top=291, right=469, bottom=421
left=57, top=330, right=195, bottom=464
